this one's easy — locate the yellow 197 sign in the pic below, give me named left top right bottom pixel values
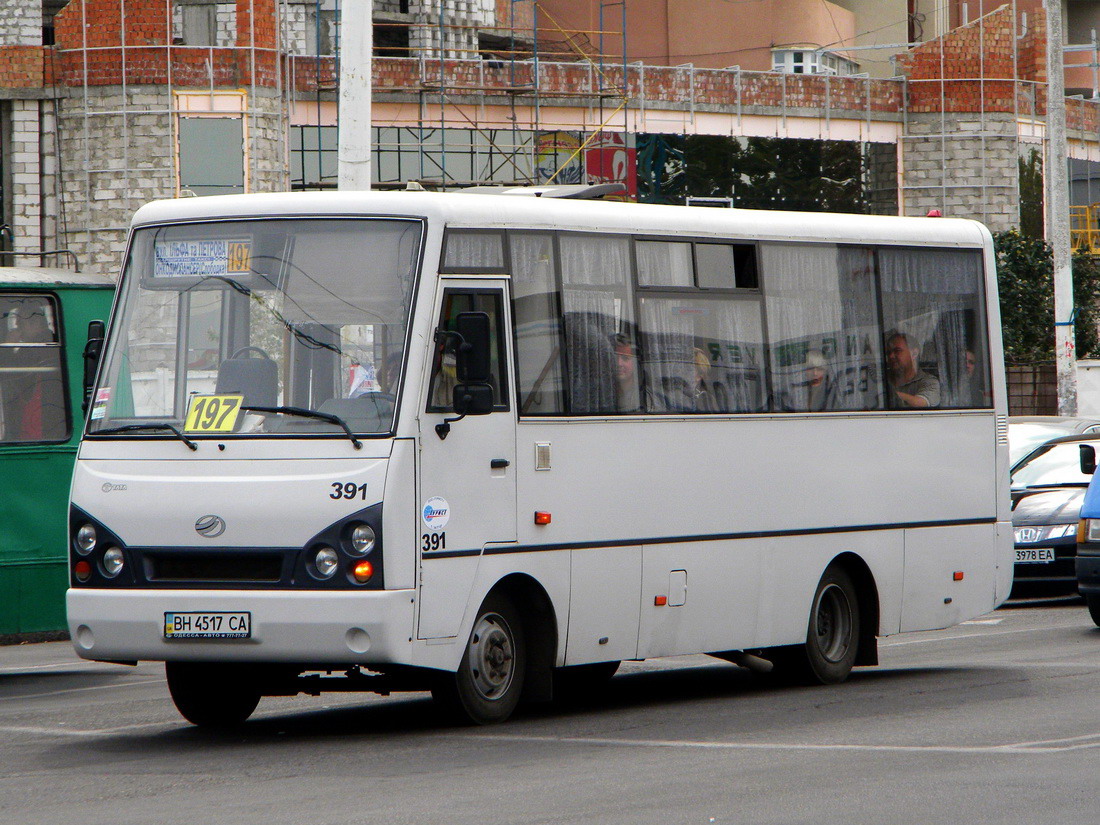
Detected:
left=184, top=394, right=244, bottom=433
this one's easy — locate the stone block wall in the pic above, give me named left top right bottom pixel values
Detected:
left=901, top=112, right=1019, bottom=230
left=0, top=0, right=41, bottom=46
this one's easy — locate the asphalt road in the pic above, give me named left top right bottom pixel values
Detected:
left=2, top=604, right=1099, bottom=825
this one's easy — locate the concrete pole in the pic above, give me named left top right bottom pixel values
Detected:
left=338, top=0, right=373, bottom=190
left=1047, top=0, right=1076, bottom=414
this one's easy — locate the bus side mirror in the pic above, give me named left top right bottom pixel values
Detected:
left=452, top=383, right=494, bottom=416
left=454, top=311, right=492, bottom=383
left=1083, top=444, right=1097, bottom=475
left=82, top=320, right=106, bottom=415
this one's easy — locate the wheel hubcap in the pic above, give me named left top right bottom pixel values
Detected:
left=467, top=612, right=515, bottom=701
left=814, top=583, right=853, bottom=663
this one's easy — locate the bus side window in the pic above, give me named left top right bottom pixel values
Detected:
left=0, top=294, right=69, bottom=443
left=427, top=290, right=509, bottom=413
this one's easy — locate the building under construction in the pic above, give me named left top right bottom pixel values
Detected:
left=0, top=0, right=1097, bottom=276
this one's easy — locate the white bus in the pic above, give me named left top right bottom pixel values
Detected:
left=67, top=191, right=1013, bottom=726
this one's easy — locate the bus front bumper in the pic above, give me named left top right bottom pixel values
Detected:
left=66, top=588, right=415, bottom=664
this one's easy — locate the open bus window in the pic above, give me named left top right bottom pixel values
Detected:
left=0, top=294, right=69, bottom=443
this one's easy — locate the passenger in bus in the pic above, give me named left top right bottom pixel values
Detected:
left=778, top=349, right=836, bottom=412
left=886, top=332, right=940, bottom=408
left=612, top=333, right=643, bottom=412
left=691, top=347, right=717, bottom=412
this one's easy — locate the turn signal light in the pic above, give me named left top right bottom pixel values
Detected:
left=534, top=511, right=552, bottom=525
left=654, top=595, right=668, bottom=606
left=352, top=560, right=374, bottom=583
left=74, top=560, right=92, bottom=582
left=953, top=571, right=964, bottom=581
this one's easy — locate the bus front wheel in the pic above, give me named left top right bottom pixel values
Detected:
left=1087, top=594, right=1100, bottom=627
left=770, top=565, right=860, bottom=685
left=432, top=593, right=526, bottom=725
left=166, top=662, right=262, bottom=728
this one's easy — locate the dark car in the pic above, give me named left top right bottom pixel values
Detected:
left=1009, top=434, right=1100, bottom=600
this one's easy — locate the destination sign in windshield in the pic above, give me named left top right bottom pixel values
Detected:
left=153, top=239, right=252, bottom=277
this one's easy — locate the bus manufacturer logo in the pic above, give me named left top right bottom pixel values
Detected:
left=101, top=483, right=127, bottom=493
left=195, top=514, right=227, bottom=538
left=422, top=497, right=450, bottom=530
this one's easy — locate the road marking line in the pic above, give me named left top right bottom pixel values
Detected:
left=0, top=678, right=161, bottom=701
left=467, top=732, right=1100, bottom=755
left=0, top=721, right=174, bottom=738
left=882, top=621, right=1089, bottom=647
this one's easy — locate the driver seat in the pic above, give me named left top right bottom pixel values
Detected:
left=215, top=351, right=278, bottom=408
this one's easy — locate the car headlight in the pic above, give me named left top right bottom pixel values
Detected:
left=1088, top=519, right=1100, bottom=543
left=349, top=523, right=376, bottom=556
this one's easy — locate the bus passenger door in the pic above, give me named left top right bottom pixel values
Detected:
left=417, top=280, right=517, bottom=639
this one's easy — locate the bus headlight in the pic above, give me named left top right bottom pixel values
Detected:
left=75, top=524, right=97, bottom=555
left=101, top=547, right=125, bottom=578
left=349, top=523, right=376, bottom=556
left=313, top=547, right=339, bottom=579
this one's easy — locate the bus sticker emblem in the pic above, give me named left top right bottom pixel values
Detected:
left=422, top=497, right=450, bottom=531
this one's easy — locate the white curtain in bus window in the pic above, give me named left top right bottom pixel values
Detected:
left=0, top=295, right=68, bottom=442
left=878, top=248, right=988, bottom=409
left=636, top=240, right=693, bottom=288
left=510, top=233, right=565, bottom=414
left=442, top=231, right=504, bottom=271
left=559, top=234, right=634, bottom=414
left=761, top=244, right=883, bottom=412
left=638, top=296, right=765, bottom=413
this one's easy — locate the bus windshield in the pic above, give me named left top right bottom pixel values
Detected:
left=88, top=217, right=422, bottom=438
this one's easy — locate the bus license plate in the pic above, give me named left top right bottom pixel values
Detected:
left=1015, top=548, right=1056, bottom=564
left=164, top=612, right=251, bottom=639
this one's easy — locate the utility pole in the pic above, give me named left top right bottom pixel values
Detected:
left=1047, top=0, right=1075, bottom=414
left=338, top=0, right=373, bottom=190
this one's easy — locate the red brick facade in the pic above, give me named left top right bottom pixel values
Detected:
left=0, top=1, right=1091, bottom=138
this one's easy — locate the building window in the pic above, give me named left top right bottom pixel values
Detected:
left=772, top=49, right=858, bottom=76
left=175, top=92, right=247, bottom=197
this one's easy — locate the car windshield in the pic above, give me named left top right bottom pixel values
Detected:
left=1011, top=441, right=1097, bottom=489
left=1009, top=423, right=1088, bottom=466
left=89, top=218, right=422, bottom=438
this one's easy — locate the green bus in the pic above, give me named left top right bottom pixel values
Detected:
left=1, top=266, right=114, bottom=637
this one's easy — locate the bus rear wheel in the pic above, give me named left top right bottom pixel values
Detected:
left=771, top=565, right=860, bottom=685
left=432, top=593, right=526, bottom=725
left=165, top=662, right=262, bottom=728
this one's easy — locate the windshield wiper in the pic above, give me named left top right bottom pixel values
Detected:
left=242, top=405, right=362, bottom=450
left=92, top=423, right=198, bottom=451
left=1021, top=482, right=1091, bottom=489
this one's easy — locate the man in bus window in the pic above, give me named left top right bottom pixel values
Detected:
left=612, top=333, right=643, bottom=412
left=886, top=332, right=940, bottom=408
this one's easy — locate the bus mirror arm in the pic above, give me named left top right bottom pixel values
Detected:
left=1082, top=444, right=1097, bottom=475
left=82, top=320, right=106, bottom=415
left=436, top=383, right=495, bottom=440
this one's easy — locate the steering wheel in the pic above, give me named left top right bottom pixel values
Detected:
left=229, top=346, right=273, bottom=360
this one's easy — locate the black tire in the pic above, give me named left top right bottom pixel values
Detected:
left=166, top=662, right=262, bottom=728
left=552, top=660, right=620, bottom=700
left=1087, top=594, right=1100, bottom=627
left=770, top=565, right=860, bottom=685
left=432, top=593, right=526, bottom=725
